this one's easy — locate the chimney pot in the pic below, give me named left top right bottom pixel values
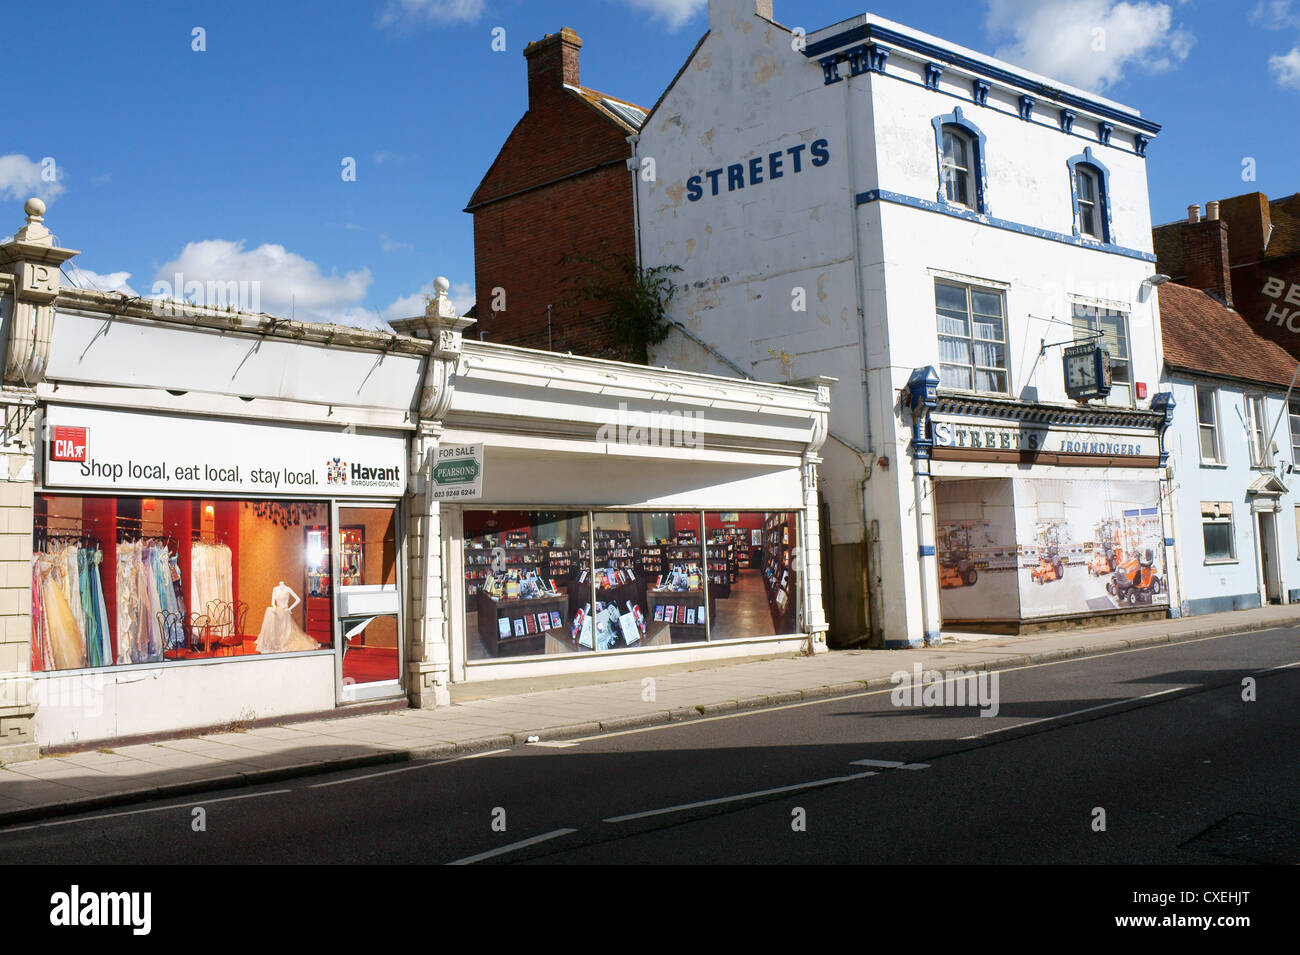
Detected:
left=1206, top=200, right=1220, bottom=221
left=1187, top=204, right=1201, bottom=224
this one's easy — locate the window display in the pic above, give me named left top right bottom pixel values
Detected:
left=32, top=494, right=333, bottom=671
left=465, top=511, right=587, bottom=659
left=461, top=508, right=804, bottom=659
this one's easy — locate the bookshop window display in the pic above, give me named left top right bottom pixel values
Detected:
left=463, top=508, right=802, bottom=661
left=31, top=494, right=334, bottom=672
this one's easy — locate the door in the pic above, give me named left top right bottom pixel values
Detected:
left=1259, top=510, right=1282, bottom=605
left=335, top=504, right=403, bottom=702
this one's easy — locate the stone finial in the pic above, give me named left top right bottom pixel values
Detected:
left=12, top=197, right=52, bottom=246
left=425, top=276, right=458, bottom=319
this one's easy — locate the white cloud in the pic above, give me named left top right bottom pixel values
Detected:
left=1252, top=0, right=1300, bottom=29
left=383, top=279, right=475, bottom=324
left=0, top=154, right=65, bottom=203
left=377, top=0, right=483, bottom=29
left=984, top=0, right=1193, bottom=92
left=622, top=0, right=706, bottom=31
left=379, top=233, right=414, bottom=253
left=153, top=239, right=373, bottom=326
left=66, top=267, right=138, bottom=296
left=1270, top=46, right=1300, bottom=88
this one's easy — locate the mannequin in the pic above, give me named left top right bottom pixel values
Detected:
left=256, top=580, right=320, bottom=654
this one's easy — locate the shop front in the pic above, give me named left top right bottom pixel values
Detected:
left=435, top=345, right=833, bottom=682
left=917, top=392, right=1178, bottom=631
left=32, top=404, right=410, bottom=745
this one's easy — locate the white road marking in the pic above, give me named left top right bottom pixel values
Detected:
left=603, top=770, right=879, bottom=823
left=0, top=788, right=292, bottom=833
left=527, top=740, right=579, bottom=748
left=958, top=686, right=1186, bottom=740
left=310, top=749, right=510, bottom=788
left=447, top=828, right=578, bottom=865
left=849, top=759, right=930, bottom=770
left=563, top=630, right=1266, bottom=745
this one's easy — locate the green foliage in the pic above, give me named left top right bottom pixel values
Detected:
left=561, top=248, right=682, bottom=363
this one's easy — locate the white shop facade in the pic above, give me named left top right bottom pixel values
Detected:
left=6, top=221, right=829, bottom=752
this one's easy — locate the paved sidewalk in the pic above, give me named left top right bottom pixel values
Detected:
left=1, top=605, right=1297, bottom=825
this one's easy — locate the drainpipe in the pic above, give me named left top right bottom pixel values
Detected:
left=906, top=367, right=942, bottom=646
left=627, top=136, right=644, bottom=269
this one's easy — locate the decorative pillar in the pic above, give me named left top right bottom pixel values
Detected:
left=393, top=278, right=474, bottom=708
left=795, top=377, right=834, bottom=655
left=0, top=199, right=79, bottom=763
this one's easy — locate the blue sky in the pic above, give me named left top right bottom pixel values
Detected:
left=4, top=0, right=1297, bottom=328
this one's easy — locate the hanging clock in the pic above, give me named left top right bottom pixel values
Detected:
left=1063, top=342, right=1112, bottom=401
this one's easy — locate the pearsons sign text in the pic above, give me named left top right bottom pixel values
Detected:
left=686, top=138, right=830, bottom=202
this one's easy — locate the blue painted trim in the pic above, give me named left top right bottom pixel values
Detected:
left=1018, top=95, right=1034, bottom=121
left=856, top=189, right=1158, bottom=262
left=885, top=637, right=925, bottom=648
left=1059, top=108, right=1076, bottom=134
left=924, top=630, right=942, bottom=646
left=919, top=544, right=936, bottom=557
left=1164, top=537, right=1174, bottom=546
left=1186, top=593, right=1262, bottom=616
left=924, top=62, right=943, bottom=90
left=931, top=106, right=990, bottom=215
left=1067, top=147, right=1113, bottom=244
left=1168, top=606, right=1181, bottom=618
left=846, top=44, right=871, bottom=77
left=803, top=22, right=1161, bottom=135
left=1097, top=122, right=1113, bottom=146
left=972, top=78, right=990, bottom=106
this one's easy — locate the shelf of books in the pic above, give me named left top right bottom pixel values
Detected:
left=761, top=513, right=797, bottom=633
left=704, top=535, right=734, bottom=597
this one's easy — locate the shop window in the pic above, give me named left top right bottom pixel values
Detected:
left=935, top=279, right=1008, bottom=394
left=1196, top=385, right=1222, bottom=464
left=337, top=506, right=401, bottom=686
left=1071, top=302, right=1131, bottom=406
left=1246, top=396, right=1273, bottom=468
left=32, top=495, right=332, bottom=672
left=461, top=509, right=804, bottom=659
left=464, top=510, right=588, bottom=659
left=639, top=511, right=709, bottom=645
left=705, top=512, right=799, bottom=638
left=1200, top=502, right=1235, bottom=562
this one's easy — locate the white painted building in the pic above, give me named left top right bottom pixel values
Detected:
left=633, top=0, right=1177, bottom=646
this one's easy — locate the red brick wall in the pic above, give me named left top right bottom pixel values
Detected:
left=468, top=30, right=638, bottom=360
left=472, top=162, right=635, bottom=358
left=1182, top=219, right=1232, bottom=307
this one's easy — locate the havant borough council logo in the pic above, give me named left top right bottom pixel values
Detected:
left=327, top=457, right=347, bottom=485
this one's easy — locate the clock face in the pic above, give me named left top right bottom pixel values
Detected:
left=1066, top=352, right=1096, bottom=389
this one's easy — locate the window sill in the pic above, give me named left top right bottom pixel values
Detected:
left=1199, top=461, right=1228, bottom=469
left=1203, top=558, right=1238, bottom=566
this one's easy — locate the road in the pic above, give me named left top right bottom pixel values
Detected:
left=1, top=627, right=1297, bottom=865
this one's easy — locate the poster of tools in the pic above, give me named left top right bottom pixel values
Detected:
left=936, top=478, right=1168, bottom=622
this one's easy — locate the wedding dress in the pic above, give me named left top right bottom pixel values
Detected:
left=256, top=582, right=320, bottom=654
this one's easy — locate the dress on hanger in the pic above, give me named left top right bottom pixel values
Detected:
left=256, top=582, right=319, bottom=654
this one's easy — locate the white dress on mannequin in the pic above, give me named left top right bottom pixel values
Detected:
left=256, top=581, right=320, bottom=654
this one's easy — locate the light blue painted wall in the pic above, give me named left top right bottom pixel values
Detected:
left=1166, top=374, right=1300, bottom=615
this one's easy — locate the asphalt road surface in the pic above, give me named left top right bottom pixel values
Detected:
left=1, top=627, right=1297, bottom=864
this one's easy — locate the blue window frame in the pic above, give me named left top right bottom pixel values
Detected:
left=931, top=107, right=988, bottom=215
left=1067, top=148, right=1113, bottom=243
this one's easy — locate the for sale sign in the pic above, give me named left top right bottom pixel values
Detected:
left=430, top=443, right=484, bottom=500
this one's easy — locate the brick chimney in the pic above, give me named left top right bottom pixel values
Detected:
left=1182, top=203, right=1233, bottom=307
left=524, top=28, right=582, bottom=107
